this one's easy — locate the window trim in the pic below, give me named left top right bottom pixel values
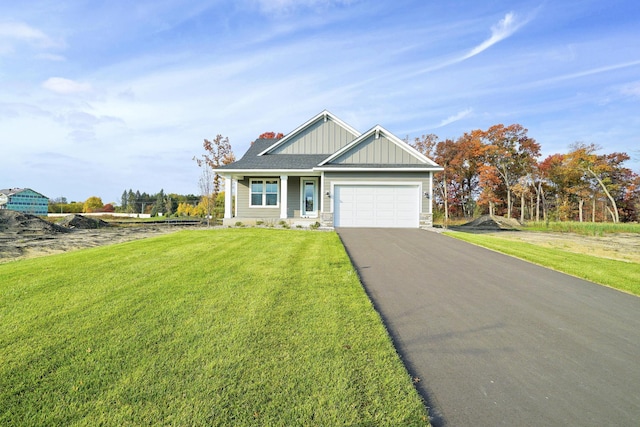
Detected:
left=249, top=178, right=280, bottom=208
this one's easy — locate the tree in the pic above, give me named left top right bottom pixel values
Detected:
left=151, top=189, right=165, bottom=217
left=452, top=130, right=486, bottom=217
left=126, top=190, right=136, bottom=213
left=83, top=196, right=104, bottom=213
left=482, top=124, right=540, bottom=219
left=259, top=132, right=284, bottom=139
left=120, top=190, right=128, bottom=211
left=410, top=134, right=460, bottom=225
left=569, top=143, right=626, bottom=223
left=194, top=135, right=236, bottom=197
left=198, top=165, right=215, bottom=226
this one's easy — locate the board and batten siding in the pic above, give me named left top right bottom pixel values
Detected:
left=331, top=134, right=423, bottom=165
left=323, top=171, right=432, bottom=215
left=271, top=118, right=357, bottom=155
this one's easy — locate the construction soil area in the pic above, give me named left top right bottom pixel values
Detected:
left=450, top=215, right=640, bottom=264
left=0, top=212, right=189, bottom=263
left=1, top=212, right=638, bottom=264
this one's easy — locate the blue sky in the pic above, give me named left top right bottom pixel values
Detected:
left=1, top=0, right=639, bottom=203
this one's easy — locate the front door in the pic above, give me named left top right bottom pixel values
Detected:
left=301, top=179, right=318, bottom=218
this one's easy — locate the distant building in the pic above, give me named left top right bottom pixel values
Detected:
left=0, top=188, right=49, bottom=216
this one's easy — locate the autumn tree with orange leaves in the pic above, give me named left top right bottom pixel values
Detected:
left=259, top=132, right=284, bottom=139
left=193, top=135, right=236, bottom=196
left=412, top=123, right=637, bottom=223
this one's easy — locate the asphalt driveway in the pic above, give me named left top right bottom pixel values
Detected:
left=337, top=228, right=640, bottom=427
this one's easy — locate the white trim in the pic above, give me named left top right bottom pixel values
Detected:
left=320, top=171, right=325, bottom=213
left=249, top=178, right=280, bottom=208
left=280, top=175, right=288, bottom=219
left=429, top=173, right=434, bottom=214
left=216, top=169, right=315, bottom=175
left=315, top=167, right=443, bottom=172
left=224, top=176, right=233, bottom=219
left=257, top=110, right=361, bottom=156
left=329, top=181, right=423, bottom=214
left=300, top=177, right=319, bottom=218
left=318, top=125, right=441, bottom=167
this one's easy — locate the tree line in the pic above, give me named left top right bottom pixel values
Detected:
left=48, top=191, right=203, bottom=216
left=411, top=124, right=639, bottom=223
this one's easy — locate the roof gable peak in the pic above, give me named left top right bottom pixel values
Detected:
left=258, top=110, right=360, bottom=156
left=319, top=125, right=439, bottom=166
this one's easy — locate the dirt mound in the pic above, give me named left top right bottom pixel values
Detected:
left=458, top=214, right=522, bottom=230
left=0, top=210, right=69, bottom=235
left=57, top=214, right=110, bottom=229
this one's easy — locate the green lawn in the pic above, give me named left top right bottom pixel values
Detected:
left=523, top=221, right=640, bottom=235
left=445, top=231, right=640, bottom=296
left=0, top=229, right=428, bottom=426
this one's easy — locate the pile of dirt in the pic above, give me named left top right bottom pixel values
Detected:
left=457, top=214, right=522, bottom=231
left=57, top=214, right=110, bottom=229
left=0, top=210, right=69, bottom=235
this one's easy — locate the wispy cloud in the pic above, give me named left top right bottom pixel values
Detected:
left=253, top=0, right=356, bottom=15
left=416, top=11, right=531, bottom=74
left=460, top=12, right=529, bottom=61
left=529, top=60, right=640, bottom=88
left=37, top=53, right=66, bottom=62
left=0, top=21, right=62, bottom=49
left=42, top=77, right=92, bottom=94
left=435, top=108, right=473, bottom=128
left=620, top=81, right=640, bottom=98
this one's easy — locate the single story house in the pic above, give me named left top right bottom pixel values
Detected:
left=0, top=188, right=49, bottom=216
left=215, top=110, right=443, bottom=228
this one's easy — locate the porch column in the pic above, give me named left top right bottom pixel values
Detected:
left=224, top=175, right=232, bottom=219
left=280, top=175, right=288, bottom=219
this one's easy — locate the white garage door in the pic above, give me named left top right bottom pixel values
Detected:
left=334, top=185, right=419, bottom=228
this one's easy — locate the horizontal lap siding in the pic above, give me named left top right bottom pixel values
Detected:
left=236, top=178, right=280, bottom=218
left=236, top=177, right=302, bottom=219
left=323, top=172, right=432, bottom=214
left=288, top=177, right=301, bottom=218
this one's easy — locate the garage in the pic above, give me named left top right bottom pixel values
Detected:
left=333, top=184, right=420, bottom=228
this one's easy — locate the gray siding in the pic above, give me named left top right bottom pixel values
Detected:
left=287, top=177, right=301, bottom=218
left=272, top=118, right=357, bottom=154
left=236, top=178, right=280, bottom=219
left=322, top=171, right=432, bottom=215
left=331, top=134, right=422, bottom=165
left=235, top=176, right=303, bottom=219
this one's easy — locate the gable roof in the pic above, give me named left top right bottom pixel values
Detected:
left=215, top=112, right=443, bottom=173
left=0, top=188, right=48, bottom=198
left=216, top=139, right=327, bottom=171
left=258, top=110, right=360, bottom=156
left=318, top=125, right=441, bottom=168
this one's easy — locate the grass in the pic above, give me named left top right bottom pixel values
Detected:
left=523, top=221, right=640, bottom=236
left=0, top=229, right=428, bottom=426
left=445, top=231, right=640, bottom=296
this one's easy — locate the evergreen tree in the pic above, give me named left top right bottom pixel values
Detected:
left=121, top=190, right=128, bottom=211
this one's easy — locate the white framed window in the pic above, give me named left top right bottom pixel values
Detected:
left=250, top=179, right=279, bottom=207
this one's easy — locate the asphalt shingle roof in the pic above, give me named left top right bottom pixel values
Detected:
left=217, top=139, right=330, bottom=170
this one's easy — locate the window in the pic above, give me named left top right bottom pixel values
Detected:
left=250, top=179, right=279, bottom=207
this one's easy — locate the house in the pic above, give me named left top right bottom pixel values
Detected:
left=0, top=188, right=49, bottom=216
left=215, top=110, right=443, bottom=228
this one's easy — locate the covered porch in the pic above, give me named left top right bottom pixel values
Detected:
left=221, top=173, right=326, bottom=227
